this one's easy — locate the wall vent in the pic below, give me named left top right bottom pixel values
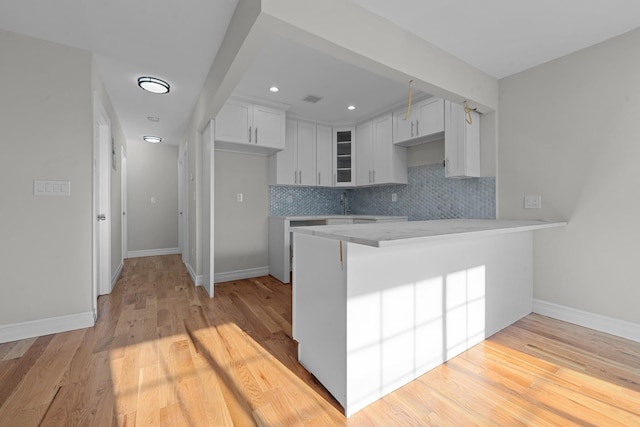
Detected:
left=302, top=95, right=322, bottom=103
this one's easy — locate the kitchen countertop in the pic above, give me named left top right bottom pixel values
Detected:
left=291, top=218, right=566, bottom=247
left=270, top=215, right=408, bottom=221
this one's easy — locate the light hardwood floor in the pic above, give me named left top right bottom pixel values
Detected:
left=0, top=255, right=639, bottom=426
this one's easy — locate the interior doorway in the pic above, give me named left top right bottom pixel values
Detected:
left=92, top=96, right=112, bottom=318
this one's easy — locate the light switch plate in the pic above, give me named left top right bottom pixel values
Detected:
left=34, top=180, right=71, bottom=196
left=524, top=195, right=542, bottom=209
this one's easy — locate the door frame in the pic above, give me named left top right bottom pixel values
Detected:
left=93, top=95, right=112, bottom=318
left=179, top=146, right=189, bottom=266
left=121, top=145, right=128, bottom=260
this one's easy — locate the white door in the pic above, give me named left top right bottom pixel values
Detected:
left=93, top=96, right=112, bottom=318
left=201, top=120, right=215, bottom=297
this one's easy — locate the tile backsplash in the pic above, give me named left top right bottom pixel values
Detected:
left=270, top=163, right=495, bottom=220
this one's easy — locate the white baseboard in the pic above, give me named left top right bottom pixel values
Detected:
left=127, top=248, right=180, bottom=258
left=214, top=266, right=269, bottom=283
left=111, top=261, right=123, bottom=291
left=0, top=311, right=95, bottom=344
left=184, top=262, right=202, bottom=286
left=533, top=299, right=640, bottom=343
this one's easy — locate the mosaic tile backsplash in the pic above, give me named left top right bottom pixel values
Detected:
left=269, top=163, right=496, bottom=220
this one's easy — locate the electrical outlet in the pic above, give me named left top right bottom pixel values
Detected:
left=237, top=193, right=243, bottom=203
left=391, top=193, right=397, bottom=202
left=524, top=195, right=542, bottom=209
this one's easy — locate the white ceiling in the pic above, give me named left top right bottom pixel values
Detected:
left=1, top=0, right=639, bottom=145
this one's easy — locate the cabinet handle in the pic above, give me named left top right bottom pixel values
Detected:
left=299, top=170, right=302, bottom=183
left=416, top=120, right=419, bottom=136
left=445, top=158, right=450, bottom=175
left=411, top=121, right=414, bottom=138
left=372, top=169, right=375, bottom=183
left=318, top=172, right=321, bottom=185
left=294, top=171, right=297, bottom=184
left=255, top=127, right=258, bottom=144
left=368, top=170, right=371, bottom=183
left=249, top=126, right=252, bottom=142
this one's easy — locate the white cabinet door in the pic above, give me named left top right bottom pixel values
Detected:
left=334, top=127, right=356, bottom=187
left=296, top=120, right=316, bottom=186
left=444, top=100, right=480, bottom=178
left=253, top=104, right=285, bottom=150
left=415, top=97, right=444, bottom=137
left=272, top=118, right=297, bottom=185
left=393, top=97, right=445, bottom=146
left=316, top=124, right=333, bottom=186
left=372, top=114, right=407, bottom=185
left=393, top=106, right=414, bottom=144
left=356, top=121, right=373, bottom=185
left=215, top=99, right=252, bottom=144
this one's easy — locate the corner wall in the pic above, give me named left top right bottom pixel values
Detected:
left=498, top=27, right=640, bottom=325
left=0, top=30, right=94, bottom=334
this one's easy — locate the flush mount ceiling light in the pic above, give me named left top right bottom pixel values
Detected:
left=147, top=116, right=160, bottom=122
left=137, top=76, right=170, bottom=94
left=143, top=135, right=162, bottom=143
left=269, top=86, right=279, bottom=93
left=347, top=105, right=356, bottom=111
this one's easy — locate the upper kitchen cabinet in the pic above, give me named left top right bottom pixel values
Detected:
left=316, top=125, right=333, bottom=186
left=270, top=119, right=333, bottom=187
left=393, top=97, right=445, bottom=146
left=357, top=114, right=407, bottom=186
left=444, top=100, right=480, bottom=178
left=215, top=97, right=286, bottom=155
left=333, top=127, right=356, bottom=187
left=269, top=119, right=316, bottom=186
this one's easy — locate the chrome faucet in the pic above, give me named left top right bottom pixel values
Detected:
left=340, top=192, right=350, bottom=215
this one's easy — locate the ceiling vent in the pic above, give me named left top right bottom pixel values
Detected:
left=303, top=95, right=322, bottom=103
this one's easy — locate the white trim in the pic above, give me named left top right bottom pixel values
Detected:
left=214, top=266, right=270, bottom=283
left=127, top=248, right=180, bottom=258
left=111, top=261, right=123, bottom=291
left=533, top=299, right=640, bottom=343
left=0, top=312, right=95, bottom=344
left=184, top=262, right=202, bottom=286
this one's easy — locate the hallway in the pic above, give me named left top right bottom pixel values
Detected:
left=0, top=255, right=639, bottom=426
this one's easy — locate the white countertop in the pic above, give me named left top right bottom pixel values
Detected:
left=291, top=218, right=566, bottom=248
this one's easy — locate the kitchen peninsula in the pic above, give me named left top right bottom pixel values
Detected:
left=291, top=219, right=566, bottom=417
left=268, top=215, right=408, bottom=283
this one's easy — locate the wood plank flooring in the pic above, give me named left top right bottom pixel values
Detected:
left=0, top=254, right=639, bottom=426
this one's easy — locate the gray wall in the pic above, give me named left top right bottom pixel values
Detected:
left=214, top=150, right=269, bottom=272
left=127, top=141, right=179, bottom=252
left=499, top=27, right=640, bottom=324
left=0, top=30, right=93, bottom=324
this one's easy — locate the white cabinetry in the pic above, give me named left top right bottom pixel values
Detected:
left=333, top=127, right=356, bottom=187
left=316, top=125, right=333, bottom=186
left=357, top=114, right=407, bottom=186
left=393, top=97, right=444, bottom=146
left=444, top=100, right=480, bottom=178
left=215, top=98, right=286, bottom=154
left=270, top=119, right=334, bottom=186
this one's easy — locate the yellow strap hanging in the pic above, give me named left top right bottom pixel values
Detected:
left=464, top=101, right=473, bottom=125
left=405, top=80, right=413, bottom=120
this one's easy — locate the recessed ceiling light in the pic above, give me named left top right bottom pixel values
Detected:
left=138, top=76, right=170, bottom=94
left=143, top=135, right=162, bottom=143
left=147, top=116, right=160, bottom=122
left=269, top=86, right=279, bottom=93
left=347, top=105, right=356, bottom=110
